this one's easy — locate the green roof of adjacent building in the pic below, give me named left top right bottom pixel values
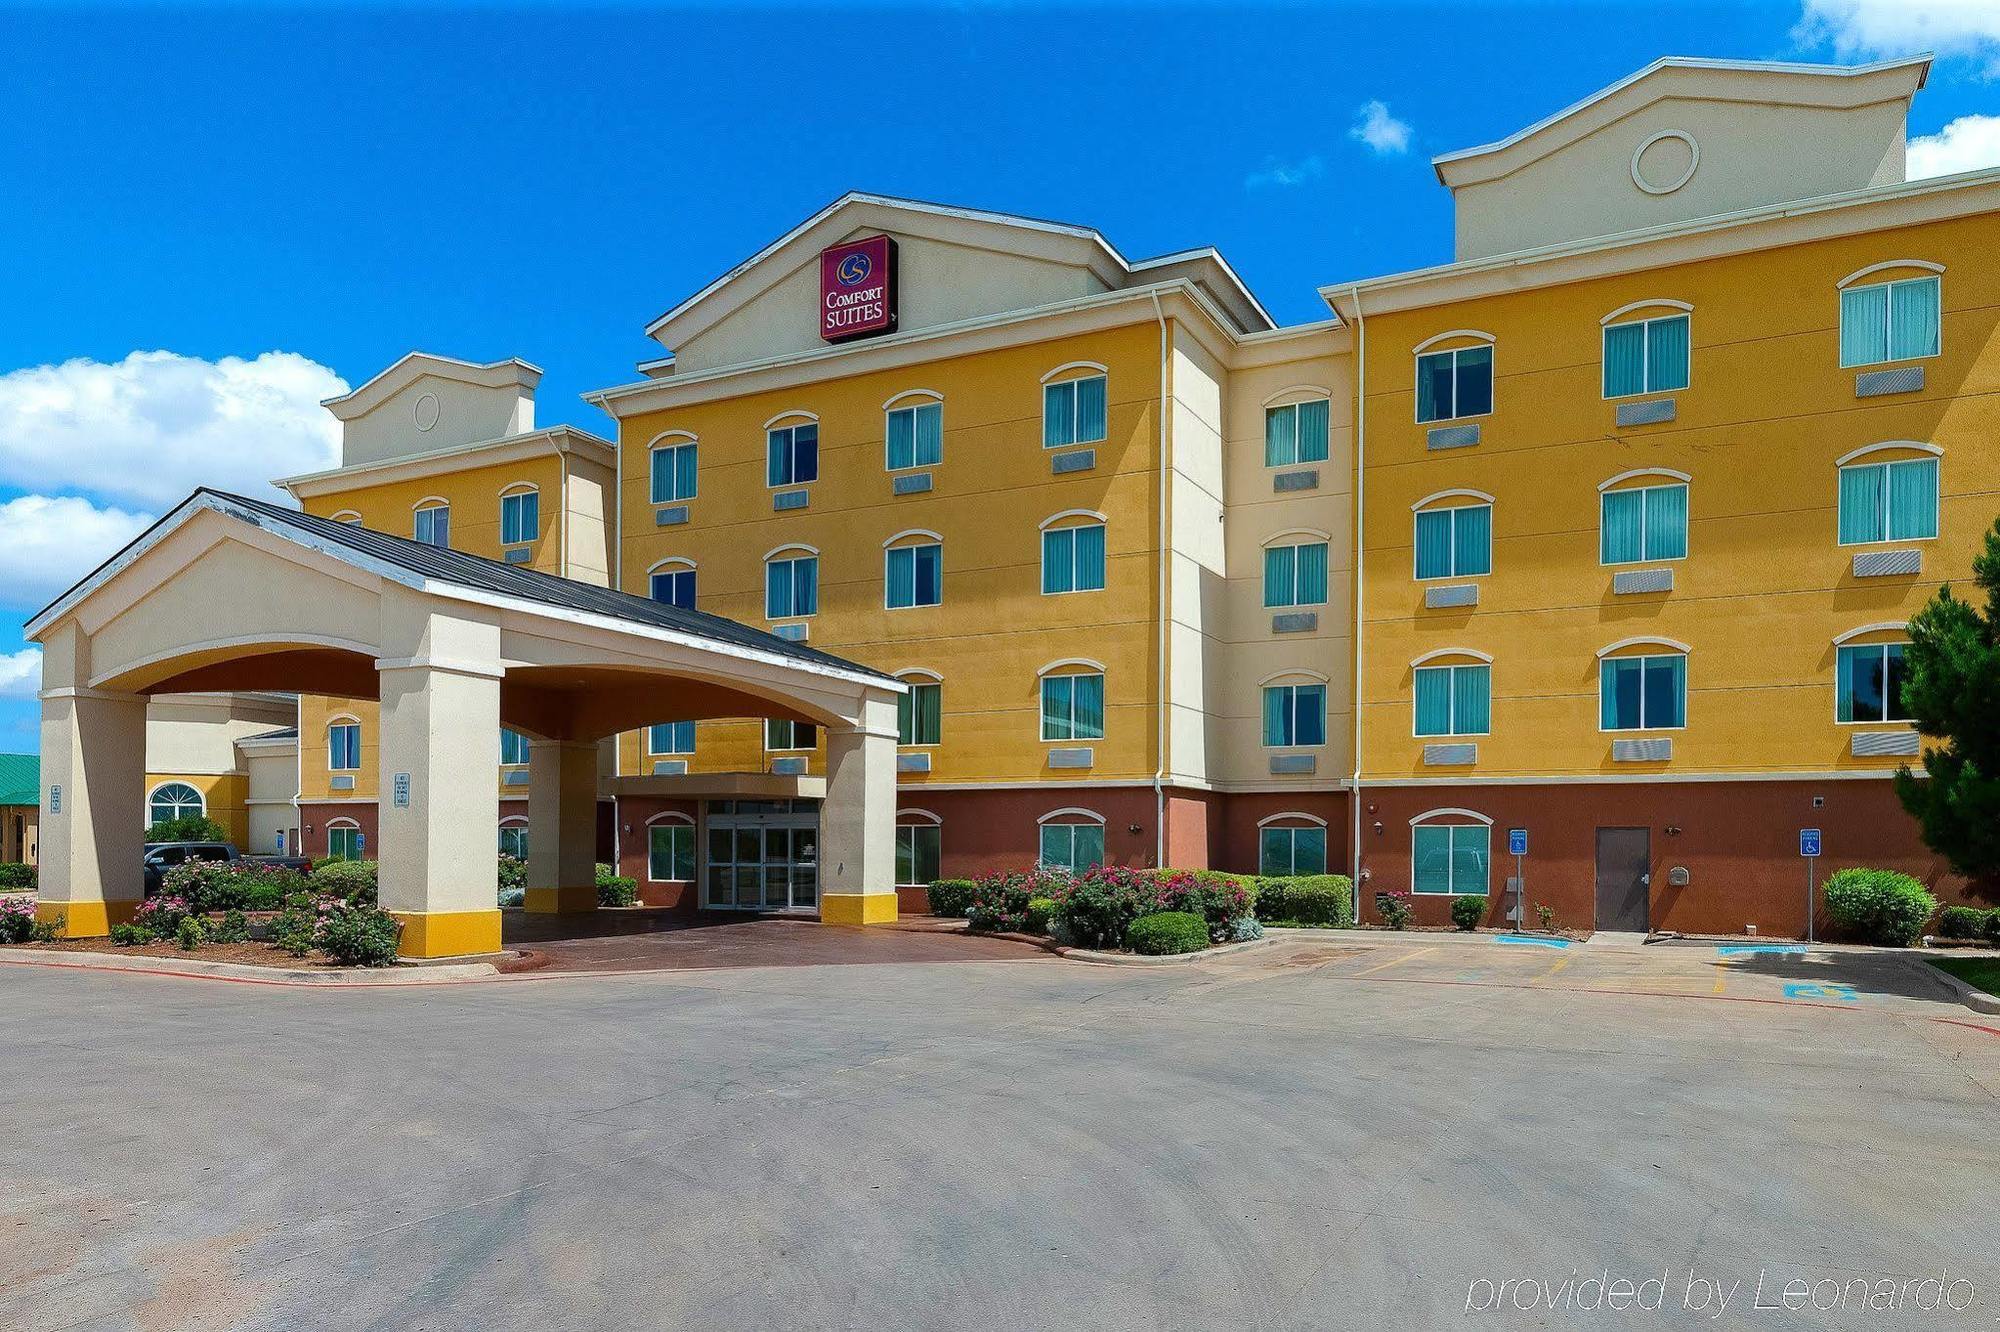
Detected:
left=0, top=754, right=39, bottom=807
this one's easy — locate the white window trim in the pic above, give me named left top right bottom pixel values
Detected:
left=896, top=807, right=943, bottom=826
left=1833, top=440, right=1943, bottom=468
left=1037, top=657, right=1106, bottom=677
left=1040, top=366, right=1109, bottom=450
left=1832, top=622, right=1910, bottom=646
left=1410, top=662, right=1492, bottom=739
left=1833, top=638, right=1915, bottom=726
left=1410, top=648, right=1493, bottom=667
left=1599, top=298, right=1693, bottom=325
left=1835, top=453, right=1941, bottom=548
left=1261, top=392, right=1334, bottom=468
left=1597, top=480, right=1690, bottom=567
left=895, top=674, right=942, bottom=749
left=1600, top=310, right=1692, bottom=400
left=1256, top=811, right=1329, bottom=829
left=1412, top=336, right=1496, bottom=425
left=645, top=721, right=695, bottom=757
left=1036, top=807, right=1106, bottom=826
left=1036, top=666, right=1105, bottom=744
left=326, top=717, right=362, bottom=772
left=882, top=388, right=943, bottom=410
left=882, top=395, right=944, bottom=474
left=1411, top=500, right=1495, bottom=582
left=1262, top=680, right=1329, bottom=749
left=1838, top=272, right=1943, bottom=368
left=1258, top=822, right=1331, bottom=877
left=883, top=539, right=943, bottom=611
left=147, top=781, right=207, bottom=819
left=763, top=546, right=821, bottom=621
left=644, top=812, right=695, bottom=883
left=763, top=718, right=817, bottom=753
left=647, top=432, right=699, bottom=505
left=1039, top=360, right=1108, bottom=384
left=760, top=409, right=820, bottom=430
left=330, top=510, right=362, bottom=524
left=765, top=417, right=820, bottom=490
left=1257, top=668, right=1330, bottom=687
left=1837, top=260, right=1945, bottom=289
left=1039, top=518, right=1107, bottom=598
left=1596, top=651, right=1690, bottom=734
left=499, top=483, right=539, bottom=547
left=1408, top=818, right=1492, bottom=896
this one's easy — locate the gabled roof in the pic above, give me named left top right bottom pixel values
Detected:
left=643, top=191, right=1275, bottom=349
left=237, top=727, right=299, bottom=746
left=27, top=491, right=897, bottom=689
left=321, top=353, right=543, bottom=421
left=0, top=753, right=37, bottom=808
left=1433, top=54, right=1931, bottom=186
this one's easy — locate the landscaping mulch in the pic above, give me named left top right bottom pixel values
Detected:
left=2, top=938, right=353, bottom=969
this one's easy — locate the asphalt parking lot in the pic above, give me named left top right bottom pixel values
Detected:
left=2, top=930, right=1995, bottom=1331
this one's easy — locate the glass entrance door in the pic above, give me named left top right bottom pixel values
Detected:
left=705, top=800, right=819, bottom=911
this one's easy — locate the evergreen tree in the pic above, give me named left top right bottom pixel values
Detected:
left=1893, top=517, right=2000, bottom=887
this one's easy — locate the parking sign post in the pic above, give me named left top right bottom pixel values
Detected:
left=1799, top=828, right=1822, bottom=943
left=1507, top=828, right=1527, bottom=925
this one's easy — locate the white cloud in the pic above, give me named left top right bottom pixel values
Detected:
left=1349, top=101, right=1413, bottom=156
left=0, top=351, right=344, bottom=510
left=1908, top=112, right=2000, bottom=176
left=0, top=494, right=155, bottom=613
left=1245, top=154, right=1325, bottom=189
left=0, top=649, right=40, bottom=701
left=1796, top=0, right=2000, bottom=68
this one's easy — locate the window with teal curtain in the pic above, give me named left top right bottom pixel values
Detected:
left=1042, top=528, right=1074, bottom=594
left=1600, top=489, right=1644, bottom=563
left=899, top=682, right=941, bottom=745
left=1040, top=675, right=1071, bottom=739
left=1643, top=485, right=1688, bottom=560
left=1262, top=687, right=1288, bottom=746
left=1264, top=684, right=1325, bottom=746
left=1840, top=284, right=1891, bottom=366
left=1042, top=673, right=1104, bottom=740
left=1887, top=458, right=1938, bottom=540
left=1644, top=315, right=1690, bottom=392
left=651, top=443, right=697, bottom=503
left=1838, top=464, right=1886, bottom=544
left=501, top=728, right=531, bottom=765
left=1071, top=673, right=1104, bottom=738
left=1264, top=404, right=1297, bottom=466
left=1296, top=542, right=1328, bottom=604
left=1415, top=351, right=1450, bottom=423
left=1413, top=667, right=1453, bottom=736
left=1073, top=524, right=1106, bottom=590
left=1075, top=376, right=1107, bottom=443
left=1643, top=655, right=1685, bottom=728
left=1449, top=826, right=1490, bottom=894
left=1601, top=654, right=1684, bottom=729
left=766, top=555, right=817, bottom=618
left=886, top=546, right=915, bottom=608
left=886, top=403, right=941, bottom=470
left=1836, top=642, right=1908, bottom=723
left=1414, top=510, right=1453, bottom=579
left=1296, top=398, right=1329, bottom=462
left=1416, top=347, right=1491, bottom=422
left=914, top=402, right=943, bottom=466
left=1043, top=382, right=1074, bottom=447
left=1602, top=322, right=1646, bottom=397
left=1263, top=544, right=1296, bottom=607
left=648, top=721, right=694, bottom=755
left=1413, top=825, right=1453, bottom=894
left=1889, top=277, right=1940, bottom=361
left=1453, top=505, right=1492, bottom=576
left=1451, top=665, right=1491, bottom=735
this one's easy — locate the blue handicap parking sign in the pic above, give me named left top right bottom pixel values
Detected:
left=1507, top=827, right=1528, bottom=856
left=1799, top=828, right=1822, bottom=857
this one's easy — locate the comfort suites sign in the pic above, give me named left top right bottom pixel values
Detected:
left=820, top=234, right=898, bottom=343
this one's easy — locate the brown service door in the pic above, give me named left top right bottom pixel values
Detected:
left=1593, top=827, right=1651, bottom=933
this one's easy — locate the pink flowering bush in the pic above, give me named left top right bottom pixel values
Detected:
left=0, top=896, right=46, bottom=944
left=1045, top=866, right=1256, bottom=950
left=966, top=868, right=1068, bottom=933
left=1374, top=890, right=1415, bottom=930
left=133, top=895, right=193, bottom=940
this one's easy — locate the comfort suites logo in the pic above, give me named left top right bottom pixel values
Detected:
left=820, top=234, right=897, bottom=342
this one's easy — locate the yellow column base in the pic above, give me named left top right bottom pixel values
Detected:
left=392, top=909, right=503, bottom=959
left=35, top=900, right=139, bottom=938
left=820, top=893, right=898, bottom=926
left=523, top=884, right=598, bottom=914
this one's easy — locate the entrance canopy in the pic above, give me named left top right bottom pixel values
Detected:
left=28, top=489, right=905, bottom=956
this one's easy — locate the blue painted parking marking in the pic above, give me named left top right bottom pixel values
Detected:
left=1495, top=935, right=1571, bottom=949
left=1782, top=982, right=1859, bottom=1002
left=1717, top=944, right=1808, bottom=957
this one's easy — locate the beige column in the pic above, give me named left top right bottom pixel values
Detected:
left=376, top=661, right=504, bottom=958
left=524, top=739, right=599, bottom=913
left=36, top=687, right=149, bottom=937
left=818, top=692, right=900, bottom=925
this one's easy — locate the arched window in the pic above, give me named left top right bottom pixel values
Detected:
left=1263, top=387, right=1332, bottom=467
left=1833, top=624, right=1913, bottom=725
left=1413, top=330, right=1493, bottom=424
left=883, top=530, right=943, bottom=609
left=647, top=812, right=695, bottom=883
left=325, top=818, right=362, bottom=862
left=148, top=782, right=205, bottom=827
left=1598, top=469, right=1689, bottom=565
left=764, top=544, right=820, bottom=620
left=1258, top=812, right=1328, bottom=878
left=1837, top=261, right=1942, bottom=368
left=1411, top=650, right=1492, bottom=738
left=884, top=390, right=943, bottom=471
left=1263, top=530, right=1330, bottom=608
left=1036, top=807, right=1105, bottom=872
left=1597, top=638, right=1689, bottom=731
left=648, top=558, right=697, bottom=610
left=896, top=669, right=942, bottom=747
left=896, top=808, right=942, bottom=886
left=1836, top=443, right=1940, bottom=546
left=1410, top=808, right=1492, bottom=896
left=1041, top=361, right=1107, bottom=449
left=327, top=717, right=362, bottom=772
left=1040, top=510, right=1107, bottom=594
left=649, top=431, right=698, bottom=505
left=412, top=498, right=450, bottom=548
left=1601, top=301, right=1691, bottom=399
left=498, top=817, right=529, bottom=860
left=1411, top=490, right=1494, bottom=581
left=765, top=411, right=819, bottom=488
left=500, top=483, right=539, bottom=546
left=1261, top=670, right=1328, bottom=748
left=1038, top=659, right=1105, bottom=742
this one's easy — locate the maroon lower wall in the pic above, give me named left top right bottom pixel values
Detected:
left=300, top=798, right=531, bottom=862
left=1358, top=778, right=1980, bottom=938
left=611, top=796, right=701, bottom=908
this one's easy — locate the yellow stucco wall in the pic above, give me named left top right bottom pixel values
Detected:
left=1359, top=211, right=2000, bottom=780
left=145, top=772, right=250, bottom=845
left=613, top=322, right=1165, bottom=784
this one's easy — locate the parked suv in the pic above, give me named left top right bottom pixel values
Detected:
left=143, top=842, right=312, bottom=895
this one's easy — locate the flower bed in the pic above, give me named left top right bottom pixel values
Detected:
left=961, top=865, right=1261, bottom=954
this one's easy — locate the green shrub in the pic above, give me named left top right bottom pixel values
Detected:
left=1024, top=896, right=1054, bottom=935
left=926, top=878, right=976, bottom=918
left=1822, top=868, right=1938, bottom=947
left=27, top=915, right=60, bottom=944
left=1127, top=911, right=1209, bottom=956
left=0, top=862, right=36, bottom=890
left=269, top=897, right=320, bottom=957
left=1376, top=891, right=1414, bottom=930
left=497, top=854, right=527, bottom=892
left=317, top=904, right=402, bottom=967
left=109, top=922, right=149, bottom=946
left=175, top=916, right=204, bottom=950
left=210, top=909, right=250, bottom=944
left=1938, top=905, right=1989, bottom=940
left=310, top=859, right=378, bottom=906
left=133, top=895, right=191, bottom=940
left=148, top=815, right=230, bottom=844
left=161, top=860, right=310, bottom=914
left=1040, top=866, right=1256, bottom=949
left=1988, top=911, right=2000, bottom=946
left=967, top=869, right=1050, bottom=933
left=1257, top=876, right=1355, bottom=927
left=596, top=874, right=638, bottom=908
left=1451, top=894, right=1488, bottom=931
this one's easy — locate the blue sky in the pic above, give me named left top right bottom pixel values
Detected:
left=0, top=0, right=1995, bottom=751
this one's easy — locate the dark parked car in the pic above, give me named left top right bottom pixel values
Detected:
left=143, top=842, right=312, bottom=894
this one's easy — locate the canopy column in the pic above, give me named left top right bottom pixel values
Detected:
left=36, top=686, right=148, bottom=938
left=525, top=740, right=600, bottom=913
left=818, top=693, right=900, bottom=925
